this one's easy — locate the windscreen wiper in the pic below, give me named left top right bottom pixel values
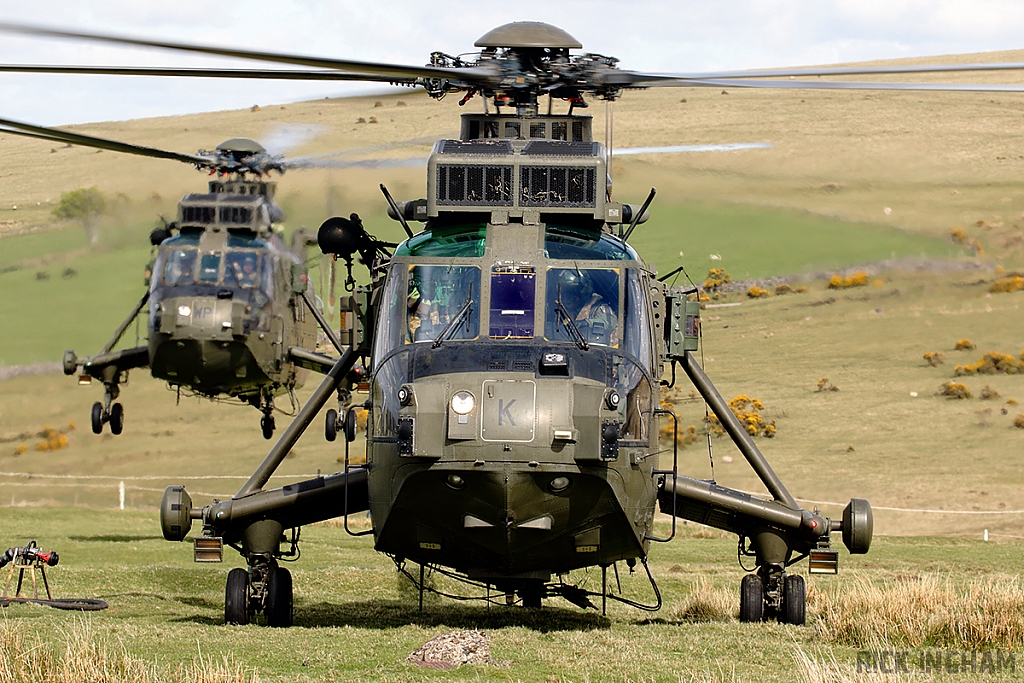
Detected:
left=555, top=288, right=589, bottom=351
left=432, top=286, right=473, bottom=349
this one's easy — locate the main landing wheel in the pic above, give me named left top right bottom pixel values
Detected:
left=109, top=403, right=124, bottom=435
left=739, top=574, right=764, bottom=623
left=225, top=568, right=250, bottom=625
left=325, top=409, right=338, bottom=442
left=519, top=580, right=544, bottom=609
left=260, top=414, right=275, bottom=440
left=266, top=567, right=293, bottom=628
left=781, top=574, right=806, bottom=626
left=91, top=402, right=104, bottom=434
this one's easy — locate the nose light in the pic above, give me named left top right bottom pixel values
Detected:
left=451, top=391, right=475, bottom=415
left=177, top=305, right=192, bottom=316
left=446, top=474, right=466, bottom=490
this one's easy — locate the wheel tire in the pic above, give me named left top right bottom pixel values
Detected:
left=739, top=574, right=764, bottom=623
left=344, top=408, right=357, bottom=443
left=225, top=568, right=250, bottom=625
left=91, top=402, right=104, bottom=434
left=62, top=349, right=77, bottom=376
left=109, top=403, right=124, bottom=435
left=325, top=409, right=338, bottom=442
left=266, top=567, right=293, bottom=628
left=261, top=415, right=275, bottom=440
left=782, top=574, right=806, bottom=626
left=520, top=580, right=544, bottom=609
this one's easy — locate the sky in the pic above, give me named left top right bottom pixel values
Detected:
left=1, top=0, right=1024, bottom=126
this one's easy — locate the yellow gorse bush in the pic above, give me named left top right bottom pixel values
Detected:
left=990, top=275, right=1024, bottom=293
left=34, top=426, right=71, bottom=452
left=702, top=267, right=731, bottom=298
left=939, top=380, right=971, bottom=399
left=657, top=386, right=700, bottom=448
left=746, top=285, right=771, bottom=299
left=828, top=271, right=869, bottom=289
left=954, top=351, right=1024, bottom=376
left=707, top=394, right=776, bottom=438
left=923, top=351, right=943, bottom=367
left=954, top=338, right=975, bottom=351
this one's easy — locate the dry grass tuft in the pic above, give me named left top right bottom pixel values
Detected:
left=938, top=381, right=971, bottom=399
left=668, top=576, right=735, bottom=623
left=817, top=377, right=840, bottom=392
left=0, top=619, right=259, bottom=683
left=793, top=645, right=919, bottom=683
left=922, top=351, right=943, bottom=367
left=979, top=385, right=1000, bottom=400
left=816, top=575, right=1024, bottom=649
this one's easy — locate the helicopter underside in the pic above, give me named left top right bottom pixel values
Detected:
left=372, top=463, right=648, bottom=579
left=149, top=335, right=275, bottom=398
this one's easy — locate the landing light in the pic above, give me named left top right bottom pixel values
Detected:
left=446, top=474, right=466, bottom=490
left=177, top=305, right=192, bottom=317
left=549, top=476, right=571, bottom=492
left=451, top=391, right=475, bottom=415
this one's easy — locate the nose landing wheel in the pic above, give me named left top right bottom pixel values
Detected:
left=738, top=570, right=805, bottom=625
left=90, top=399, right=124, bottom=435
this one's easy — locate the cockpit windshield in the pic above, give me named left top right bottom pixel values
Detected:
left=159, top=245, right=264, bottom=291
left=406, top=265, right=480, bottom=343
left=224, top=251, right=260, bottom=288
left=489, top=266, right=536, bottom=339
left=545, top=267, right=620, bottom=346
left=162, top=248, right=198, bottom=286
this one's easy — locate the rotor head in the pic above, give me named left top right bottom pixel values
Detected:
left=474, top=22, right=582, bottom=50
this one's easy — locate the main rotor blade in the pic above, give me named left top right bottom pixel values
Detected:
left=0, top=23, right=495, bottom=84
left=0, top=115, right=208, bottom=165
left=0, top=64, right=410, bottom=82
left=631, top=61, right=1024, bottom=85
left=653, top=78, right=1024, bottom=93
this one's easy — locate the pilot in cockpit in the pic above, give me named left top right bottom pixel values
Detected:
left=556, top=270, right=618, bottom=346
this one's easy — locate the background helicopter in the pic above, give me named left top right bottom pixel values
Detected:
left=0, top=116, right=371, bottom=438
left=5, top=20, right=1024, bottom=628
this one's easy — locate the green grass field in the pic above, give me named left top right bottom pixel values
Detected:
left=2, top=507, right=1023, bottom=682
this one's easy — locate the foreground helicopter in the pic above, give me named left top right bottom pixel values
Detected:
left=0, top=117, right=358, bottom=438
left=7, top=20, right=1024, bottom=626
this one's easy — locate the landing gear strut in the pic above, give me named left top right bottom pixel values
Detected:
left=259, top=392, right=275, bottom=440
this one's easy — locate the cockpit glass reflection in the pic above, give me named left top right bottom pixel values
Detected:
left=405, top=265, right=480, bottom=343
left=545, top=267, right=620, bottom=346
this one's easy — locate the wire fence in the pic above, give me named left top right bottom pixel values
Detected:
left=1, top=471, right=1021, bottom=540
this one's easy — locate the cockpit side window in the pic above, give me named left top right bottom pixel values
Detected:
left=623, top=269, right=652, bottom=367
left=161, top=248, right=197, bottom=286
left=545, top=267, right=620, bottom=347
left=406, top=265, right=480, bottom=343
left=224, top=251, right=260, bottom=289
